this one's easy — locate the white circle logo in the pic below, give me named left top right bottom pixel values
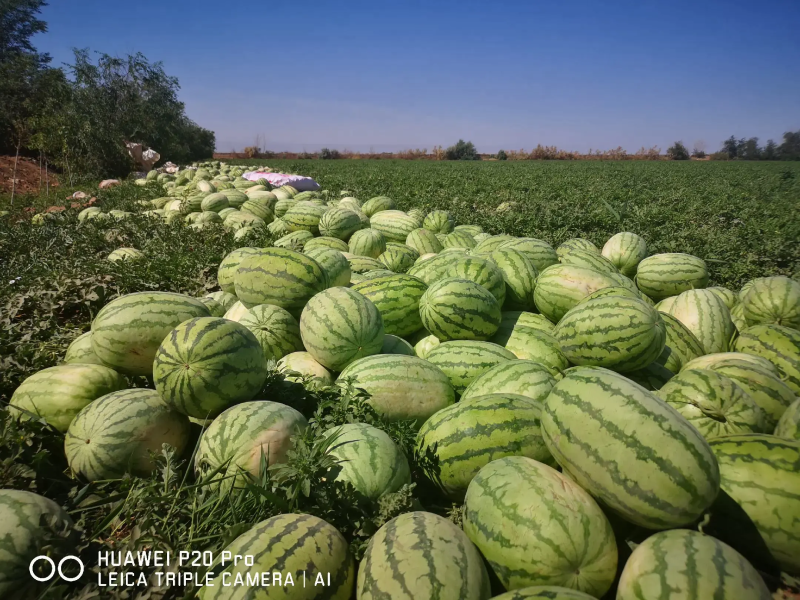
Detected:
left=29, top=555, right=84, bottom=583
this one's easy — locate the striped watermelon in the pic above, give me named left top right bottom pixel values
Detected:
left=656, top=312, right=705, bottom=373
left=305, top=247, right=351, bottom=287
left=283, top=202, right=327, bottom=234
left=300, top=287, right=384, bottom=371
left=328, top=423, right=410, bottom=499
left=63, top=331, right=106, bottom=365
left=0, top=490, right=74, bottom=599
left=709, top=434, right=800, bottom=573
left=9, top=363, right=125, bottom=432
left=541, top=367, right=720, bottom=528
left=352, top=274, right=427, bottom=337
left=380, top=334, right=414, bottom=355
left=346, top=254, right=385, bottom=273
left=217, top=247, right=261, bottom=294
left=625, top=361, right=675, bottom=391
left=557, top=238, right=599, bottom=257
left=198, top=296, right=224, bottom=316
left=425, top=340, right=516, bottom=394
left=559, top=248, right=620, bottom=275
left=635, top=253, right=709, bottom=301
left=446, top=256, right=506, bottom=304
left=741, top=276, right=800, bottom=329
left=442, top=230, right=477, bottom=249
left=274, top=229, right=314, bottom=250
left=500, top=238, right=560, bottom=272
left=490, top=588, right=596, bottom=600
left=461, top=359, right=556, bottom=402
left=681, top=351, right=779, bottom=375
left=406, top=228, right=443, bottom=255
left=370, top=210, right=419, bottom=242
left=407, top=251, right=467, bottom=284
left=730, top=301, right=747, bottom=331
left=617, top=529, right=770, bottom=600
left=223, top=211, right=265, bottom=231
left=422, top=210, right=455, bottom=234
left=223, top=300, right=248, bottom=322
left=413, top=334, right=440, bottom=358
left=361, top=195, right=396, bottom=217
left=337, top=355, right=454, bottom=423
left=154, top=317, right=267, bottom=419
left=734, top=324, right=800, bottom=393
left=454, top=224, right=483, bottom=236
left=274, top=197, right=297, bottom=217
left=349, top=228, right=387, bottom=258
left=775, top=398, right=800, bottom=440
left=357, top=511, right=490, bottom=600
left=91, top=292, right=211, bottom=375
left=407, top=208, right=425, bottom=226
left=494, top=324, right=569, bottom=377
left=665, top=289, right=736, bottom=354
left=417, top=393, right=552, bottom=498
left=201, top=514, right=354, bottom=600
left=234, top=248, right=328, bottom=314
left=240, top=199, right=273, bottom=222
left=350, top=269, right=394, bottom=285
left=490, top=248, right=538, bottom=310
left=267, top=217, right=290, bottom=236
left=204, top=290, right=238, bottom=311
left=601, top=232, right=648, bottom=277
left=419, top=278, right=501, bottom=341
left=534, top=264, right=620, bottom=323
left=319, top=207, right=362, bottom=240
left=463, top=456, right=617, bottom=596
left=492, top=311, right=555, bottom=342
left=378, top=245, right=417, bottom=273
left=657, top=369, right=767, bottom=438
left=708, top=285, right=738, bottom=309
left=237, top=304, right=303, bottom=361
left=278, top=351, right=333, bottom=389
left=108, top=247, right=144, bottom=262
left=65, top=388, right=191, bottom=480
left=555, top=295, right=666, bottom=372
left=220, top=189, right=249, bottom=206
left=195, top=401, right=307, bottom=491
left=472, top=235, right=515, bottom=256
left=579, top=285, right=640, bottom=302
left=304, top=236, right=349, bottom=253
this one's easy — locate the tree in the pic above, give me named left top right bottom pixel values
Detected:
left=496, top=149, right=507, bottom=161
left=667, top=141, right=690, bottom=160
left=762, top=140, right=777, bottom=160
left=445, top=139, right=480, bottom=161
left=778, top=131, right=800, bottom=160
left=0, top=0, right=49, bottom=62
left=722, top=136, right=739, bottom=159
left=739, top=137, right=761, bottom=160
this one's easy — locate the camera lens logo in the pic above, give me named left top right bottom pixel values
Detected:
left=29, top=555, right=84, bottom=583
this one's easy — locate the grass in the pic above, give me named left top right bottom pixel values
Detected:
left=1, top=159, right=798, bottom=598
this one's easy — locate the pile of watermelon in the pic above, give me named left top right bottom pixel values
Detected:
left=6, top=167, right=800, bottom=600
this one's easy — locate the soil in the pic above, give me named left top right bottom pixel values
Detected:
left=0, top=155, right=59, bottom=195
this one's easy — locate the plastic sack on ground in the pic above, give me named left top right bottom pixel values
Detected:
left=243, top=171, right=321, bottom=191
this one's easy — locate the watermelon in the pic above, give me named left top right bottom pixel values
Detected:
left=274, top=197, right=297, bottom=217
left=204, top=290, right=238, bottom=311
left=234, top=248, right=328, bottom=314
left=217, top=247, right=261, bottom=294
left=274, top=229, right=314, bottom=250
left=283, top=202, right=327, bottom=234
left=664, top=289, right=736, bottom=354
left=380, top=334, right=414, bottom=355
left=453, top=224, right=483, bottom=236
left=625, top=361, right=675, bottom=391
left=0, top=490, right=74, bottom=599
left=237, top=304, right=303, bottom=361
left=492, top=311, right=555, bottom=343
left=555, top=295, right=666, bottom=372
left=361, top=195, right=396, bottom=217
left=63, top=331, right=106, bottom=365
left=304, top=236, right=349, bottom=253
left=352, top=274, right=427, bottom=337
left=541, top=367, right=720, bottom=528
left=681, top=351, right=779, bottom=375
left=656, top=312, right=705, bottom=373
left=461, top=359, right=556, bottom=402
left=328, top=423, right=410, bottom=499
left=499, top=238, right=560, bottom=272
left=305, top=247, right=351, bottom=287
left=300, top=287, right=384, bottom=371
left=533, top=264, right=620, bottom=323
left=65, top=388, right=191, bottom=480
left=601, top=232, right=648, bottom=277
left=775, top=398, right=800, bottom=440
left=489, top=248, right=538, bottom=310
left=490, top=588, right=596, bottom=600
left=741, top=276, right=800, bottom=329
left=370, top=210, right=419, bottom=242
left=473, top=235, right=515, bottom=256
left=425, top=340, right=516, bottom=394
left=378, top=245, right=417, bottom=273
left=407, top=251, right=467, bottom=284
left=223, top=211, right=265, bottom=231
left=240, top=199, right=273, bottom=222
left=267, top=217, right=290, bottom=236
left=357, top=511, right=490, bottom=600
left=200, top=514, right=354, bottom=600
left=108, top=247, right=143, bottom=262
left=417, top=393, right=552, bottom=498
left=709, top=434, right=800, bottom=573
left=195, top=401, right=307, bottom=491
left=350, top=269, right=394, bottom=285
left=9, top=363, right=126, bottom=432
left=559, top=248, right=619, bottom=275
left=223, top=300, right=249, bottom=322
left=349, top=228, right=387, bottom=258
left=734, top=324, right=800, bottom=393
left=494, top=324, right=569, bottom=377
left=197, top=296, right=225, bottom=317
left=441, top=230, right=476, bottom=250
left=707, top=285, right=738, bottom=309
left=319, top=207, right=362, bottom=240
left=617, top=529, right=770, bottom=600
left=337, top=355, right=454, bottom=423
left=463, top=456, right=617, bottom=596
left=413, top=334, right=440, bottom=358
left=346, top=254, right=385, bottom=273
left=730, top=301, right=747, bottom=331
left=90, top=292, right=211, bottom=375
left=657, top=369, right=767, bottom=438
left=635, top=253, right=709, bottom=301
left=278, top=351, right=333, bottom=389
left=407, top=208, right=425, bottom=225
left=419, top=278, right=501, bottom=341
left=557, top=238, right=599, bottom=257
left=422, top=210, right=455, bottom=234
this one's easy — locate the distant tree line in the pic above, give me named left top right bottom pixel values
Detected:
left=0, top=0, right=215, bottom=180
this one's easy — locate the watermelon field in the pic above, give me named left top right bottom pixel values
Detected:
left=1, top=158, right=800, bottom=600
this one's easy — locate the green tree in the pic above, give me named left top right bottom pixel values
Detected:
left=739, top=137, right=761, bottom=160
left=445, top=139, right=480, bottom=160
left=722, top=136, right=739, bottom=159
left=496, top=149, right=508, bottom=161
left=667, top=141, right=690, bottom=160
left=0, top=0, right=49, bottom=61
left=762, top=139, right=777, bottom=160
left=778, top=131, right=800, bottom=160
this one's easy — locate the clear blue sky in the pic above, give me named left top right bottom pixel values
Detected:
left=35, top=0, right=800, bottom=153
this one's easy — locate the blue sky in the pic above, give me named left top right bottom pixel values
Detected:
left=35, top=0, right=800, bottom=153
